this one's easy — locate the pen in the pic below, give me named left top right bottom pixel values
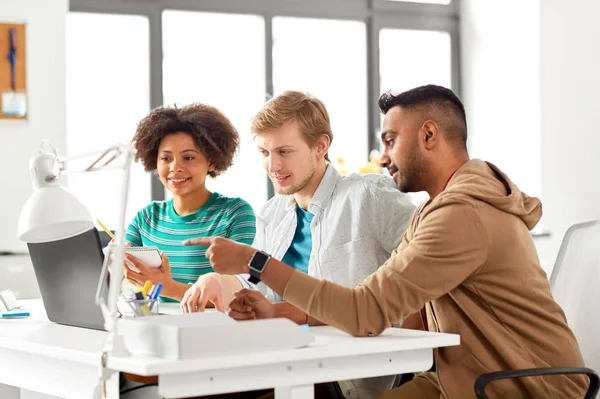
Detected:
left=152, top=283, right=163, bottom=300
left=142, top=281, right=152, bottom=298
left=96, top=219, right=115, bottom=240
left=147, top=285, right=155, bottom=298
left=7, top=29, right=16, bottom=91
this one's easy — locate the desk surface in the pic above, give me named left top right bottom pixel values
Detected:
left=0, top=299, right=460, bottom=399
left=0, top=299, right=460, bottom=376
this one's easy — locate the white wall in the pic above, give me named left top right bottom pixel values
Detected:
left=462, top=0, right=600, bottom=270
left=537, top=0, right=600, bottom=265
left=0, top=0, right=67, bottom=253
left=461, top=0, right=541, bottom=200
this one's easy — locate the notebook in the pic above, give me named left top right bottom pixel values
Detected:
left=125, top=246, right=162, bottom=268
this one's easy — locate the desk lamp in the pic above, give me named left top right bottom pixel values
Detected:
left=17, top=140, right=133, bottom=397
left=17, top=141, right=315, bottom=398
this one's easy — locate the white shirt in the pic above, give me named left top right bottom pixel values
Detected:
left=239, top=165, right=416, bottom=302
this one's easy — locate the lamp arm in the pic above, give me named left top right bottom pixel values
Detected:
left=107, top=149, right=133, bottom=331
left=58, top=144, right=131, bottom=173
left=92, top=144, right=134, bottom=398
left=60, top=164, right=131, bottom=176
left=31, top=142, right=132, bottom=190
left=105, top=145, right=132, bottom=331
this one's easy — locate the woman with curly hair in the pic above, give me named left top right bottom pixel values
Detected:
left=122, top=103, right=256, bottom=306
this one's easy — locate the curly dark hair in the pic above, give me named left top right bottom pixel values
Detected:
left=132, top=103, right=239, bottom=178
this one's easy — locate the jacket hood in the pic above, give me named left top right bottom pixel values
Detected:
left=443, top=159, right=542, bottom=230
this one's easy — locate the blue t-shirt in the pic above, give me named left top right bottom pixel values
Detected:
left=281, top=206, right=314, bottom=274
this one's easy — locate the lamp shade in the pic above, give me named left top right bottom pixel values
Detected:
left=18, top=185, right=94, bottom=243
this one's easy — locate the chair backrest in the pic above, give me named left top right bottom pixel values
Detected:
left=550, top=220, right=600, bottom=375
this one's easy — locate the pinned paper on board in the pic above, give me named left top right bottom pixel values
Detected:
left=0, top=23, right=27, bottom=120
left=2, top=91, right=26, bottom=117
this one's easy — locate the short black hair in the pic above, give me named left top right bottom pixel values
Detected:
left=378, top=85, right=467, bottom=149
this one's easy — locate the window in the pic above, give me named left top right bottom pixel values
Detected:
left=379, top=28, right=452, bottom=204
left=66, top=12, right=151, bottom=230
left=272, top=17, right=368, bottom=174
left=162, top=10, right=267, bottom=212
left=379, top=29, right=451, bottom=94
left=67, top=0, right=460, bottom=209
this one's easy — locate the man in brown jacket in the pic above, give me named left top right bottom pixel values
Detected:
left=190, top=85, right=587, bottom=399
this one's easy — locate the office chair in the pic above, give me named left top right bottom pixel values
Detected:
left=474, top=220, right=600, bottom=398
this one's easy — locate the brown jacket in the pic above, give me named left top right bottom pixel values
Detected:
left=284, top=160, right=587, bottom=399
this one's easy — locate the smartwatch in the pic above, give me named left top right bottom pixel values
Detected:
left=248, top=250, right=271, bottom=284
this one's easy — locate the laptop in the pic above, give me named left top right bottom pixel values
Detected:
left=27, top=227, right=108, bottom=330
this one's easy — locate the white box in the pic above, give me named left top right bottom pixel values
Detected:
left=118, top=312, right=314, bottom=359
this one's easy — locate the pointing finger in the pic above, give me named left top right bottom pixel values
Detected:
left=183, top=237, right=215, bottom=246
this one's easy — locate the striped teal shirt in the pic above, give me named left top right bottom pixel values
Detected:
left=125, top=192, right=256, bottom=301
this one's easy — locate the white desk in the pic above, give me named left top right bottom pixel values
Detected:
left=0, top=299, right=459, bottom=399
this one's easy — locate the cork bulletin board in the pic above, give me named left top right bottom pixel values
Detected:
left=0, top=23, right=27, bottom=120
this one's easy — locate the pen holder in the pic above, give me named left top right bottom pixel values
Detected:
left=122, top=297, right=159, bottom=317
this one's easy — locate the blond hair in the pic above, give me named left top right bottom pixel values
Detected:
left=252, top=91, right=334, bottom=161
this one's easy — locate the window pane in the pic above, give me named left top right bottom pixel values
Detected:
left=66, top=13, right=150, bottom=230
left=379, top=29, right=451, bottom=94
left=162, top=10, right=266, bottom=212
left=379, top=28, right=451, bottom=204
left=273, top=17, right=368, bottom=174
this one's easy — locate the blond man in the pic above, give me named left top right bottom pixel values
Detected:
left=182, top=91, right=415, bottom=399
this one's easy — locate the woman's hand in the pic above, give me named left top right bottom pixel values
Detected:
left=181, top=273, right=224, bottom=313
left=103, top=241, right=136, bottom=274
left=123, top=252, right=174, bottom=288
left=121, top=251, right=190, bottom=301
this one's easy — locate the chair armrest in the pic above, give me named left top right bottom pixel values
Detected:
left=474, top=367, right=599, bottom=399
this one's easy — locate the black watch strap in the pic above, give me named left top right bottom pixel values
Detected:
left=248, top=273, right=261, bottom=285
left=248, top=250, right=271, bottom=284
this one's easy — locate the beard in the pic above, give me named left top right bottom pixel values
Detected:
left=273, top=162, right=317, bottom=196
left=397, top=144, right=429, bottom=193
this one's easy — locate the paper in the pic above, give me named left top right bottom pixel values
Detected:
left=0, top=289, right=20, bottom=311
left=2, top=91, right=27, bottom=117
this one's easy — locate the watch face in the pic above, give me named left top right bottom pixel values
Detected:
left=250, top=251, right=270, bottom=271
